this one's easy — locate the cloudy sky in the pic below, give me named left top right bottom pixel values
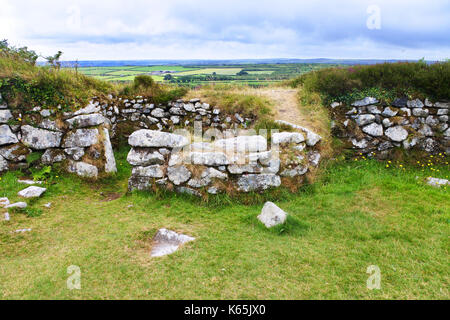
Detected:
left=1, top=0, right=449, bottom=61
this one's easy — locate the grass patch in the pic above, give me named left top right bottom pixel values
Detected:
left=0, top=151, right=448, bottom=299
left=185, top=84, right=274, bottom=128
left=291, top=61, right=450, bottom=103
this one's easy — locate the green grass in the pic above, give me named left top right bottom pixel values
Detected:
left=291, top=61, right=450, bottom=103
left=176, top=68, right=243, bottom=76
left=0, top=148, right=449, bottom=300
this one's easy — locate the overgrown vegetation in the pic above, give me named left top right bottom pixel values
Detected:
left=0, top=41, right=186, bottom=111
left=291, top=61, right=450, bottom=104
left=185, top=84, right=274, bottom=127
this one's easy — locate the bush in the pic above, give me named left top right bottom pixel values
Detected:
left=291, top=61, right=450, bottom=103
left=119, top=75, right=187, bottom=103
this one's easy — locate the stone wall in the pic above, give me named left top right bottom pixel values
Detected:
left=0, top=96, right=116, bottom=178
left=330, top=97, right=449, bottom=158
left=126, top=123, right=322, bottom=196
left=90, top=96, right=254, bottom=144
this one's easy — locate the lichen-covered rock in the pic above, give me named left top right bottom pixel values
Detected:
left=64, top=147, right=85, bottom=160
left=412, top=108, right=429, bottom=117
left=18, top=186, right=46, bottom=198
left=74, top=102, right=101, bottom=115
left=0, top=144, right=30, bottom=162
left=367, top=105, right=382, bottom=114
left=150, top=228, right=195, bottom=257
left=38, top=119, right=63, bottom=132
left=67, top=160, right=98, bottom=178
left=0, top=124, right=19, bottom=146
left=385, top=126, right=409, bottom=142
left=0, top=155, right=8, bottom=172
left=272, top=132, right=305, bottom=145
left=5, top=202, right=27, bottom=209
left=41, top=149, right=66, bottom=164
left=0, top=197, right=10, bottom=207
left=378, top=141, right=394, bottom=151
left=214, top=135, right=267, bottom=153
left=281, top=166, right=308, bottom=177
left=392, top=97, right=408, bottom=108
left=128, top=130, right=189, bottom=148
left=66, top=114, right=107, bottom=128
left=201, top=167, right=228, bottom=180
left=187, top=177, right=211, bottom=188
left=62, top=128, right=99, bottom=148
left=0, top=110, right=13, bottom=124
left=362, top=123, right=383, bottom=137
left=175, top=187, right=202, bottom=197
left=258, top=202, right=288, bottom=228
left=128, top=176, right=152, bottom=191
left=228, top=164, right=263, bottom=174
left=237, top=174, right=281, bottom=192
left=189, top=152, right=229, bottom=166
left=351, top=138, right=368, bottom=149
left=21, top=125, right=63, bottom=149
left=150, top=108, right=166, bottom=118
left=435, top=102, right=450, bottom=109
left=127, top=148, right=164, bottom=166
left=355, top=114, right=375, bottom=126
left=102, top=128, right=117, bottom=173
left=167, top=166, right=191, bottom=185
left=308, top=151, right=321, bottom=167
left=352, top=97, right=379, bottom=107
left=382, top=107, right=398, bottom=117
left=425, top=116, right=440, bottom=127
left=418, top=124, right=434, bottom=137
left=382, top=118, right=394, bottom=128
left=132, top=165, right=165, bottom=178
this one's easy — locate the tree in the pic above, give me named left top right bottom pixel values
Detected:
left=45, top=51, right=63, bottom=70
left=164, top=74, right=173, bottom=81
left=0, top=39, right=38, bottom=65
left=237, top=70, right=249, bottom=76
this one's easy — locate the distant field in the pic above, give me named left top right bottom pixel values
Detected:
left=76, top=63, right=340, bottom=85
left=176, top=68, right=243, bottom=76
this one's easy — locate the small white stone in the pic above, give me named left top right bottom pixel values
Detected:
left=18, top=186, right=47, bottom=198
left=5, top=202, right=27, bottom=209
left=18, top=179, right=43, bottom=185
left=0, top=197, right=10, bottom=208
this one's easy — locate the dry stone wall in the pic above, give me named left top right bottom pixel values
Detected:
left=126, top=121, right=323, bottom=196
left=89, top=96, right=255, bottom=144
left=0, top=95, right=116, bottom=178
left=330, top=97, right=449, bottom=158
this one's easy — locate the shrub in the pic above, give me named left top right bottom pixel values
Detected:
left=291, top=61, right=450, bottom=103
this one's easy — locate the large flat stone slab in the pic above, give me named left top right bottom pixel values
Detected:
left=18, top=186, right=47, bottom=198
left=0, top=125, right=19, bottom=146
left=62, top=128, right=99, bottom=148
left=67, top=160, right=98, bottom=178
left=129, top=130, right=189, bottom=148
left=21, top=125, right=63, bottom=149
left=237, top=174, right=281, bottom=192
left=151, top=228, right=195, bottom=257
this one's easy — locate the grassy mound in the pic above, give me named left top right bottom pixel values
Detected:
left=290, top=61, right=450, bottom=104
left=0, top=42, right=186, bottom=111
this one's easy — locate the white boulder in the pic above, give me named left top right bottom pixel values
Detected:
left=258, top=202, right=288, bottom=228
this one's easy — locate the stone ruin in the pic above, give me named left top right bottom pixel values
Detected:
left=330, top=97, right=449, bottom=158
